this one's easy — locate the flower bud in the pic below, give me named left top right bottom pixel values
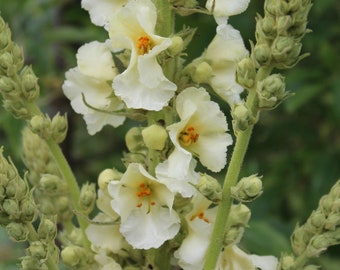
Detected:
left=232, top=103, right=256, bottom=133
left=271, top=36, right=302, bottom=68
left=257, top=74, right=288, bottom=109
left=253, top=43, right=272, bottom=67
left=3, top=99, right=32, bottom=119
left=191, top=61, right=213, bottom=84
left=0, top=76, right=19, bottom=96
left=98, top=168, right=123, bottom=191
left=3, top=198, right=20, bottom=220
left=61, top=246, right=82, bottom=267
left=0, top=26, right=10, bottom=51
left=231, top=174, right=263, bottom=202
left=125, top=127, right=145, bottom=152
left=20, top=197, right=37, bottom=222
left=27, top=241, right=47, bottom=260
left=278, top=254, right=295, bottom=269
left=196, top=174, right=222, bottom=203
left=142, top=124, right=168, bottom=151
left=236, top=57, right=256, bottom=89
left=21, top=256, right=42, bottom=270
left=20, top=66, right=39, bottom=101
left=306, top=234, right=329, bottom=257
left=223, top=226, right=244, bottom=247
left=0, top=51, right=13, bottom=69
left=324, top=212, right=340, bottom=231
left=167, top=36, right=183, bottom=56
left=29, top=115, right=51, bottom=139
left=277, top=15, right=294, bottom=34
left=291, top=225, right=309, bottom=256
left=78, top=182, right=96, bottom=215
left=51, top=113, right=68, bottom=143
left=228, top=203, right=251, bottom=227
left=309, top=209, right=326, bottom=230
left=38, top=215, right=57, bottom=241
left=6, top=222, right=29, bottom=242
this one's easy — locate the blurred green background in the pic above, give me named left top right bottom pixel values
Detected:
left=0, top=0, right=339, bottom=269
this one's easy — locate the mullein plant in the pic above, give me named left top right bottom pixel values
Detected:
left=0, top=0, right=338, bottom=269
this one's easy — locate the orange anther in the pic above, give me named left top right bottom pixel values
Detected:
left=179, top=125, right=199, bottom=146
left=137, top=35, right=152, bottom=55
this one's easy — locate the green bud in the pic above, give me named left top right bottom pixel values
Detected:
left=21, top=256, right=43, bottom=270
left=0, top=76, right=19, bottom=97
left=6, top=222, right=29, bottom=242
left=0, top=185, right=5, bottom=202
left=228, top=203, right=251, bottom=227
left=20, top=66, right=40, bottom=101
left=20, top=198, right=37, bottom=222
left=61, top=246, right=81, bottom=267
left=3, top=99, right=32, bottom=119
left=39, top=174, right=60, bottom=193
left=255, top=15, right=276, bottom=41
left=78, top=182, right=96, bottom=215
left=142, top=124, right=168, bottom=151
left=3, top=198, right=20, bottom=220
left=257, top=74, right=288, bottom=109
left=38, top=215, right=57, bottom=241
left=306, top=234, right=329, bottom=257
left=125, top=127, right=145, bottom=152
left=98, top=168, right=123, bottom=191
left=309, top=209, right=326, bottom=230
left=320, top=194, right=333, bottom=213
left=196, top=174, right=222, bottom=203
left=123, top=152, right=146, bottom=166
left=324, top=212, right=340, bottom=231
left=11, top=43, right=24, bottom=70
left=232, top=103, right=256, bottom=133
left=231, top=174, right=263, bottom=202
left=271, top=36, right=302, bottom=68
left=236, top=57, right=256, bottom=89
left=67, top=228, right=85, bottom=246
left=0, top=26, right=11, bottom=51
left=224, top=226, right=244, bottom=247
left=253, top=43, right=272, bottom=67
left=278, top=253, right=296, bottom=269
left=27, top=241, right=47, bottom=260
left=0, top=51, right=13, bottom=69
left=192, top=61, right=213, bottom=84
left=51, top=113, right=68, bottom=143
left=167, top=36, right=183, bottom=56
left=29, top=115, right=51, bottom=139
left=277, top=15, right=294, bottom=34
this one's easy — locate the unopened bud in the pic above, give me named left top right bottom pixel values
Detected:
left=20, top=66, right=39, bottom=101
left=309, top=209, right=326, bottom=230
left=21, top=256, right=42, bottom=270
left=236, top=58, right=256, bottom=89
left=224, top=226, right=244, bottom=246
left=38, top=215, right=57, bottom=241
left=78, top=183, right=96, bottom=215
left=51, top=113, right=68, bottom=143
left=192, top=61, right=213, bottom=84
left=257, top=74, right=288, bottom=109
left=231, top=174, right=263, bottom=202
left=142, top=124, right=168, bottom=150
left=232, top=103, right=256, bottom=132
left=125, top=127, right=145, bottom=152
left=27, top=241, right=47, bottom=260
left=3, top=198, right=20, bottom=220
left=39, top=174, right=60, bottom=193
left=271, top=36, right=302, bottom=68
left=278, top=254, right=295, bottom=269
left=196, top=174, right=222, bottom=202
left=6, top=222, right=29, bottom=242
left=20, top=198, right=37, bottom=222
left=98, top=168, right=123, bottom=191
left=61, top=246, right=82, bottom=267
left=253, top=43, right=272, bottom=67
left=228, top=203, right=251, bottom=227
left=168, top=36, right=183, bottom=56
left=29, top=115, right=51, bottom=139
left=306, top=234, right=328, bottom=257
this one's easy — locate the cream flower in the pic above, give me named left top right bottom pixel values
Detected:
left=174, top=193, right=217, bottom=270
left=108, top=0, right=177, bottom=110
left=167, top=87, right=232, bottom=173
left=193, top=24, right=248, bottom=106
left=81, top=0, right=127, bottom=28
left=108, top=163, right=180, bottom=249
left=206, top=0, right=250, bottom=25
left=62, top=41, right=126, bottom=135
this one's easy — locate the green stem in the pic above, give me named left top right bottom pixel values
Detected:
left=203, top=67, right=271, bottom=270
left=45, top=138, right=90, bottom=250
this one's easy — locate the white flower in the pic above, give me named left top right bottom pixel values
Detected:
left=206, top=0, right=250, bottom=25
left=174, top=193, right=217, bottom=270
left=167, top=87, right=232, bottom=173
left=94, top=250, right=122, bottom=270
left=108, top=163, right=180, bottom=249
left=108, top=0, right=177, bottom=110
left=217, top=246, right=278, bottom=270
left=62, top=41, right=126, bottom=135
left=202, top=24, right=248, bottom=106
left=81, top=0, right=128, bottom=28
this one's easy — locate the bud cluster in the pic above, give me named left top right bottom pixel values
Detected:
left=278, top=180, right=340, bottom=269
left=254, top=0, right=312, bottom=69
left=0, top=17, right=40, bottom=119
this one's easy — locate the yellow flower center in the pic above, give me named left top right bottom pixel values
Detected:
left=179, top=125, right=199, bottom=147
left=137, top=35, right=153, bottom=55
left=136, top=182, right=155, bottom=208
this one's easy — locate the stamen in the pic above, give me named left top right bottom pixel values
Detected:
left=179, top=125, right=199, bottom=146
left=137, top=35, right=153, bottom=55
left=190, top=211, right=209, bottom=223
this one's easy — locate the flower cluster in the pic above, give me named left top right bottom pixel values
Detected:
left=60, top=0, right=278, bottom=269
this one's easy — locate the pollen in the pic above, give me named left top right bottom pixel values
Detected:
left=137, top=35, right=153, bottom=55
left=136, top=182, right=152, bottom=197
left=190, top=211, right=209, bottom=223
left=179, top=125, right=199, bottom=147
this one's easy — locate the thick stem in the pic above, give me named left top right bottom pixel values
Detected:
left=203, top=67, right=271, bottom=269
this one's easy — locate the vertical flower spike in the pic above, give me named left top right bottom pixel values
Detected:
left=167, top=87, right=232, bottom=173
left=108, top=163, right=180, bottom=249
left=62, top=41, right=126, bottom=135
left=108, top=0, right=177, bottom=110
